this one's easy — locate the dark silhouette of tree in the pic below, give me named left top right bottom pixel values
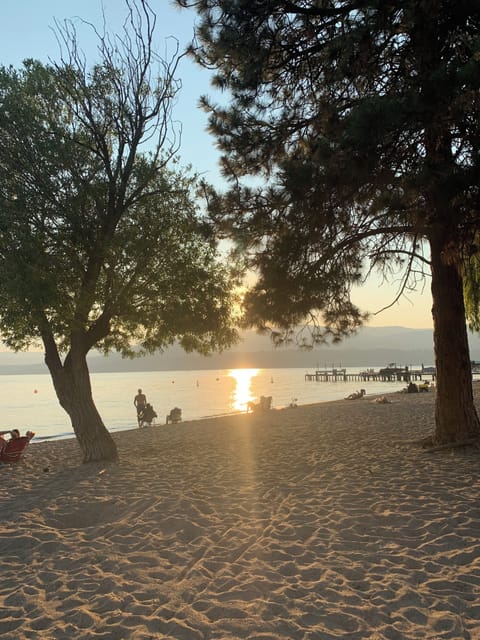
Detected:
left=0, top=1, right=239, bottom=462
left=178, top=0, right=480, bottom=445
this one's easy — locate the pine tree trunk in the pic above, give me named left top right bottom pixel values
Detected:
left=46, top=348, right=118, bottom=463
left=430, top=234, right=480, bottom=444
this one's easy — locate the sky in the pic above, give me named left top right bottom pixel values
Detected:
left=0, top=0, right=434, bottom=329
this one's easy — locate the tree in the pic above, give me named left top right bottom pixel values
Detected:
left=0, top=1, right=239, bottom=463
left=463, top=240, right=480, bottom=332
left=178, top=0, right=480, bottom=444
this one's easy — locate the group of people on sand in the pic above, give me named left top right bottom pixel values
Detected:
left=134, top=388, right=182, bottom=427
left=133, top=389, right=158, bottom=428
left=405, top=380, right=431, bottom=393
left=345, top=380, right=432, bottom=402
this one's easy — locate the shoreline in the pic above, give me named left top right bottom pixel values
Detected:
left=28, top=383, right=430, bottom=445
left=4, top=366, right=434, bottom=443
left=1, top=385, right=480, bottom=638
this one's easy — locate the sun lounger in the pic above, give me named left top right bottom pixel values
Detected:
left=0, top=432, right=35, bottom=463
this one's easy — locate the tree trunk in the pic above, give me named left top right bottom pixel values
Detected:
left=429, top=233, right=480, bottom=444
left=46, top=348, right=119, bottom=463
left=66, top=388, right=119, bottom=464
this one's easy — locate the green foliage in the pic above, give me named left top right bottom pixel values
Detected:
left=179, top=0, right=480, bottom=343
left=464, top=245, right=480, bottom=332
left=0, top=60, right=239, bottom=357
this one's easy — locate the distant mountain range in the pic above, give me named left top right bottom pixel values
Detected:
left=1, top=326, right=480, bottom=374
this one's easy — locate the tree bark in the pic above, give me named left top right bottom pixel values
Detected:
left=67, top=392, right=119, bottom=463
left=429, top=232, right=480, bottom=444
left=45, top=346, right=118, bottom=463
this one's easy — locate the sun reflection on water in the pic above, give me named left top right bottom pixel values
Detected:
left=229, top=368, right=260, bottom=412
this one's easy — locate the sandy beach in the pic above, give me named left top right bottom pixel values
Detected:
left=1, top=385, right=480, bottom=639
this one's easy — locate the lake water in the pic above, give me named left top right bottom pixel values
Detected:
left=0, top=366, right=431, bottom=442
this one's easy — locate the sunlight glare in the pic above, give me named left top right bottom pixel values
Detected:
left=229, top=368, right=260, bottom=412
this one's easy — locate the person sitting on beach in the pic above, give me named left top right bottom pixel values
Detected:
left=0, top=429, right=32, bottom=449
left=0, top=428, right=20, bottom=441
left=0, top=430, right=35, bottom=463
left=246, top=395, right=272, bottom=412
left=166, top=407, right=182, bottom=424
left=0, top=430, right=12, bottom=454
left=345, top=389, right=366, bottom=400
left=138, top=403, right=157, bottom=427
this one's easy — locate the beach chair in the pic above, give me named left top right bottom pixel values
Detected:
left=0, top=433, right=34, bottom=464
left=166, top=407, right=182, bottom=424
left=247, top=396, right=273, bottom=412
left=260, top=395, right=272, bottom=410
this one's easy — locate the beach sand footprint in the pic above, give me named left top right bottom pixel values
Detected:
left=44, top=499, right=125, bottom=530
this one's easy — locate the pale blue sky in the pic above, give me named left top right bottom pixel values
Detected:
left=0, top=0, right=433, bottom=328
left=1, top=1, right=223, bottom=184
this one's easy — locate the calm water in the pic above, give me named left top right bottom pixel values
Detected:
left=0, top=366, right=427, bottom=442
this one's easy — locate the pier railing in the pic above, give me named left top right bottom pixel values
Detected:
left=304, top=367, right=435, bottom=383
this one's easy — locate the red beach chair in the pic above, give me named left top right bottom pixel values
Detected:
left=0, top=432, right=35, bottom=463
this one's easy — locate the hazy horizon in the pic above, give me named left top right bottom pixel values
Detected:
left=1, top=326, right=479, bottom=373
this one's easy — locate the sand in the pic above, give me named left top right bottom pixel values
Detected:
left=1, top=385, right=480, bottom=639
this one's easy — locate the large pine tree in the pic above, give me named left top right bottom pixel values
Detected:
left=178, top=0, right=480, bottom=444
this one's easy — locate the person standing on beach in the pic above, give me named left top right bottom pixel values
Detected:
left=134, top=389, right=147, bottom=426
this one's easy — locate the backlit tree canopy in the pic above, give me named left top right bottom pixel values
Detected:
left=178, top=0, right=480, bottom=445
left=0, top=1, right=239, bottom=462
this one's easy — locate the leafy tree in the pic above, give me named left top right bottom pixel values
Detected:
left=0, top=1, right=239, bottom=463
left=464, top=241, right=480, bottom=332
left=178, top=0, right=480, bottom=444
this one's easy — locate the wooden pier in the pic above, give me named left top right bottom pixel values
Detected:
left=305, top=366, right=436, bottom=383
